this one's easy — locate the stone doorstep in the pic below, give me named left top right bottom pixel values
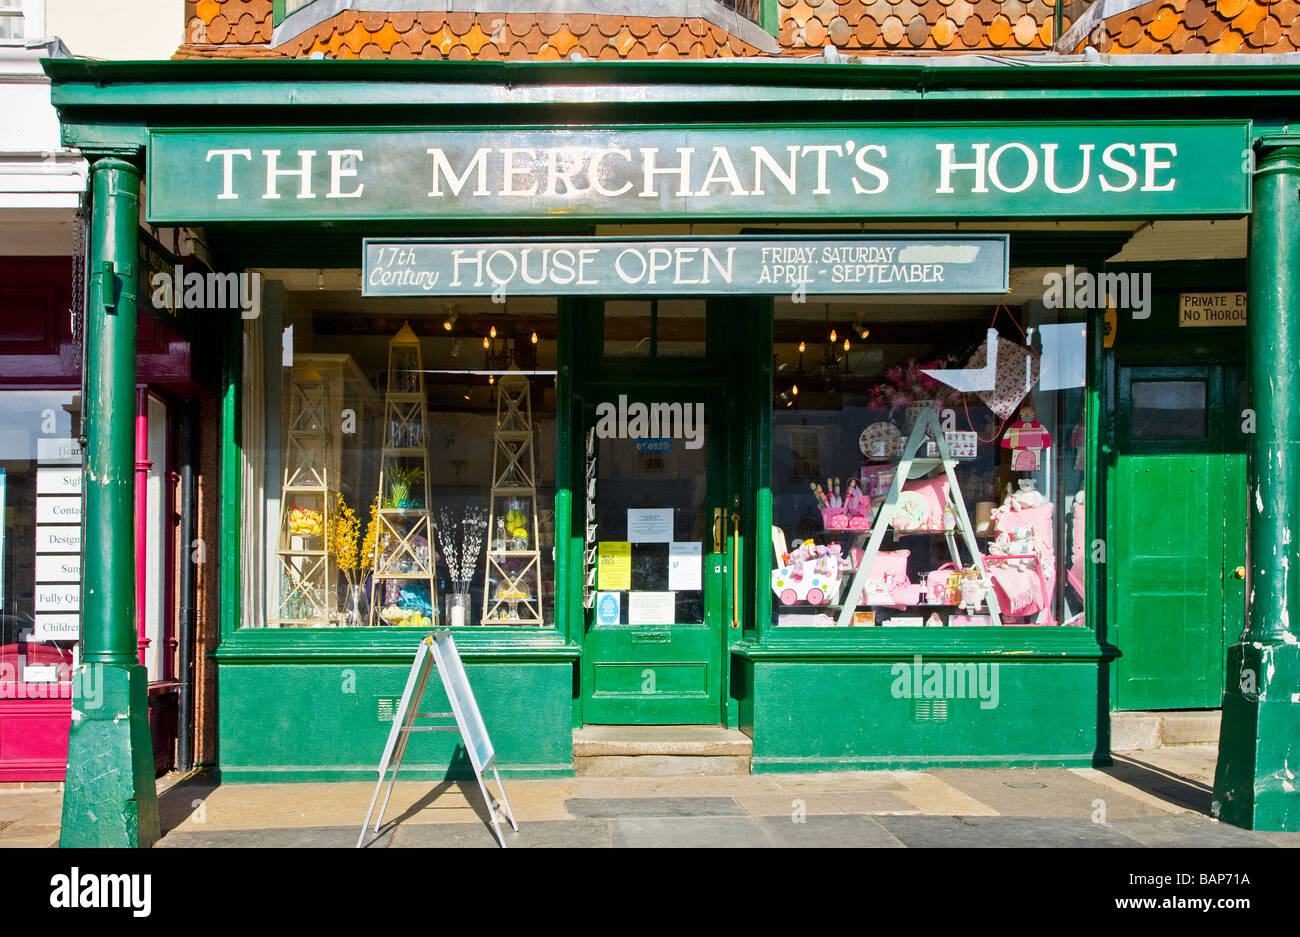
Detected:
left=573, top=726, right=753, bottom=757
left=1111, top=710, right=1222, bottom=752
left=573, top=727, right=754, bottom=777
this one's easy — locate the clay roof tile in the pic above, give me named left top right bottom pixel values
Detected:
left=1210, top=28, right=1245, bottom=52
left=986, top=13, right=1012, bottom=44
left=389, top=40, right=414, bottom=59
left=358, top=41, right=384, bottom=59
left=828, top=14, right=853, bottom=45
left=855, top=15, right=882, bottom=45
left=445, top=12, right=474, bottom=34
left=906, top=13, right=930, bottom=43
left=360, top=11, right=387, bottom=31
left=804, top=17, right=828, bottom=43
left=1250, top=14, right=1283, bottom=47
left=959, top=13, right=986, bottom=43
left=1183, top=34, right=1210, bottom=52
left=1232, top=1, right=1268, bottom=35
left=1182, top=0, right=1211, bottom=28
left=881, top=13, right=907, bottom=44
left=416, top=12, right=443, bottom=32
left=1116, top=16, right=1145, bottom=46
left=566, top=13, right=595, bottom=34
left=207, top=14, right=230, bottom=43
left=1013, top=13, right=1039, bottom=44
left=932, top=16, right=958, bottom=45
left=1217, top=0, right=1249, bottom=18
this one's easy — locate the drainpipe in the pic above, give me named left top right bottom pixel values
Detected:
left=177, top=399, right=197, bottom=773
left=135, top=387, right=152, bottom=669
left=1212, top=135, right=1300, bottom=833
left=59, top=158, right=160, bottom=849
left=1054, top=0, right=1064, bottom=45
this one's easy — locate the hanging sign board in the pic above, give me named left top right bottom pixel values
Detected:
left=363, top=235, right=1009, bottom=297
left=358, top=631, right=517, bottom=848
left=149, top=121, right=1250, bottom=222
left=1178, top=291, right=1246, bottom=327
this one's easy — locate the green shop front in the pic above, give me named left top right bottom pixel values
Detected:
left=44, top=59, right=1300, bottom=823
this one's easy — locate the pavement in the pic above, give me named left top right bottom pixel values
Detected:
left=3, top=744, right=1297, bottom=847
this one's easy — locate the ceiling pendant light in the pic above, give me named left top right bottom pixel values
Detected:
left=490, top=325, right=497, bottom=339
left=530, top=331, right=538, bottom=344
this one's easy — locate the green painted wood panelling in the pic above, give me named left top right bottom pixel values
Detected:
left=216, top=660, right=574, bottom=781
left=742, top=658, right=1100, bottom=771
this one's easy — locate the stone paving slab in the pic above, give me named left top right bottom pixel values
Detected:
left=566, top=796, right=746, bottom=818
left=160, top=825, right=397, bottom=849
left=610, top=816, right=775, bottom=848
left=756, top=814, right=906, bottom=848
left=393, top=818, right=612, bottom=848
left=1107, top=815, right=1275, bottom=848
left=876, top=816, right=1143, bottom=848
left=931, top=768, right=1167, bottom=820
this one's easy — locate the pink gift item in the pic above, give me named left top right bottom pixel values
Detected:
left=860, top=464, right=894, bottom=500
left=1001, top=404, right=1052, bottom=472
left=891, top=477, right=952, bottom=532
left=820, top=507, right=849, bottom=530
left=925, top=564, right=964, bottom=605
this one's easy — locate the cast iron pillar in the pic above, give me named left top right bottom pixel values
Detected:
left=1213, top=136, right=1300, bottom=832
left=60, top=158, right=161, bottom=848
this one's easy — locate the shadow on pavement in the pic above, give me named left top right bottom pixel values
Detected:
left=1102, top=754, right=1214, bottom=815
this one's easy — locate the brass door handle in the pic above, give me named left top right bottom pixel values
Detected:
left=730, top=512, right=741, bottom=629
left=1234, top=566, right=1246, bottom=579
left=712, top=508, right=724, bottom=555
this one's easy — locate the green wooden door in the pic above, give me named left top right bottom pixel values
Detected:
left=580, top=383, right=731, bottom=724
left=1112, top=365, right=1241, bottom=710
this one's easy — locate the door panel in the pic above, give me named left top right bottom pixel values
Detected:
left=580, top=385, right=727, bottom=724
left=1113, top=365, right=1231, bottom=710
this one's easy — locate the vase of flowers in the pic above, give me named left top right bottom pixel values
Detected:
left=866, top=355, right=964, bottom=429
left=436, top=504, right=489, bottom=624
left=327, top=493, right=366, bottom=626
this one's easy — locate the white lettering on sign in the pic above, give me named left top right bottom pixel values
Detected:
left=935, top=141, right=1176, bottom=195
left=1179, top=291, right=1247, bottom=327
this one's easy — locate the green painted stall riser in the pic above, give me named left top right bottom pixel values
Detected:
left=216, top=661, right=574, bottom=782
left=741, top=661, right=1099, bottom=772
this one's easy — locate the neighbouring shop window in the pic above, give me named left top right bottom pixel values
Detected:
left=0, top=391, right=81, bottom=692
left=771, top=296, right=1088, bottom=629
left=241, top=279, right=557, bottom=628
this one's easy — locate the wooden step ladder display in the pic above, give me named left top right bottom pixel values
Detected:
left=482, top=371, right=544, bottom=625
left=835, top=408, right=1003, bottom=628
left=369, top=323, right=439, bottom=627
left=272, top=362, right=335, bottom=626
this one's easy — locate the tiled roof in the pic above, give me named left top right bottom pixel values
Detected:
left=178, top=2, right=760, bottom=59
left=176, top=0, right=1300, bottom=59
left=779, top=0, right=1070, bottom=52
left=1078, top=0, right=1296, bottom=54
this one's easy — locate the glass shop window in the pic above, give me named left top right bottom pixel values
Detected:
left=603, top=300, right=706, bottom=359
left=0, top=390, right=81, bottom=691
left=770, top=298, right=1089, bottom=630
left=1130, top=380, right=1208, bottom=439
left=241, top=278, right=557, bottom=628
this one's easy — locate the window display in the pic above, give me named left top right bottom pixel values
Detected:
left=772, top=298, right=1087, bottom=629
left=241, top=282, right=557, bottom=628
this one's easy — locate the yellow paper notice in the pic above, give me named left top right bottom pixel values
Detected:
left=597, top=541, right=632, bottom=591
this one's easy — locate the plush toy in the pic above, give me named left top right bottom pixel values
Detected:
left=1001, top=404, right=1052, bottom=472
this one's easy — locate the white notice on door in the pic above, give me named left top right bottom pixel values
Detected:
left=668, top=542, right=703, bottom=591
left=35, top=554, right=80, bottom=583
left=36, top=496, right=81, bottom=524
left=36, top=437, right=84, bottom=465
left=627, top=508, right=673, bottom=542
left=35, top=525, right=81, bottom=553
left=36, top=465, right=82, bottom=495
left=34, top=585, right=80, bottom=613
left=628, top=591, right=675, bottom=625
left=34, top=614, right=79, bottom=641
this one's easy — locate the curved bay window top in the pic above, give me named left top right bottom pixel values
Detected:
left=241, top=274, right=557, bottom=629
left=771, top=294, right=1088, bottom=631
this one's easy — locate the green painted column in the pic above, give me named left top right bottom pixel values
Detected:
left=60, top=158, right=161, bottom=849
left=1213, top=136, right=1300, bottom=832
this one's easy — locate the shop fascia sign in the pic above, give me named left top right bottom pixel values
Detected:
left=362, top=234, right=1009, bottom=297
left=146, top=121, right=1250, bottom=222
